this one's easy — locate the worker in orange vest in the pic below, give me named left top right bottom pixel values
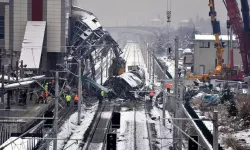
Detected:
left=74, top=94, right=79, bottom=105
left=44, top=91, right=48, bottom=104
left=166, top=83, right=172, bottom=93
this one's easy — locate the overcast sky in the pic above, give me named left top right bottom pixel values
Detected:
left=77, top=0, right=229, bottom=27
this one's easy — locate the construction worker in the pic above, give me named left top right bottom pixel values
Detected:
left=166, top=83, right=172, bottom=93
left=44, top=91, right=48, bottom=104
left=44, top=83, right=48, bottom=92
left=149, top=91, right=155, bottom=101
left=101, top=90, right=105, bottom=98
left=43, top=83, right=49, bottom=103
left=66, top=94, right=71, bottom=107
left=38, top=91, right=44, bottom=103
left=74, top=94, right=79, bottom=105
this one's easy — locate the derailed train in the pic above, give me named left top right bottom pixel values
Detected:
left=104, top=65, right=146, bottom=99
left=65, top=6, right=145, bottom=99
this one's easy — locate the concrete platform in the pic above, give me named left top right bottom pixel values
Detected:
left=0, top=97, right=54, bottom=132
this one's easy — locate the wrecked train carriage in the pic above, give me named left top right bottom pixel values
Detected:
left=104, top=72, right=143, bottom=99
left=129, top=68, right=145, bottom=84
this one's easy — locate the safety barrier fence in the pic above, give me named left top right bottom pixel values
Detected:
left=152, top=54, right=173, bottom=79
left=184, top=103, right=224, bottom=150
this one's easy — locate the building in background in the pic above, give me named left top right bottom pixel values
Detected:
left=0, top=0, right=67, bottom=73
left=193, top=34, right=242, bottom=75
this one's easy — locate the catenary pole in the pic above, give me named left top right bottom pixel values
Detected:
left=101, top=56, right=103, bottom=85
left=173, top=36, right=179, bottom=149
left=152, top=48, right=155, bottom=85
left=53, top=71, right=59, bottom=150
left=78, top=60, right=82, bottom=125
left=1, top=66, right=4, bottom=105
left=162, top=81, right=166, bottom=126
left=178, top=79, right=184, bottom=150
left=213, top=111, right=219, bottom=150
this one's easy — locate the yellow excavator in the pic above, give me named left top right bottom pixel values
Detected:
left=187, top=0, right=229, bottom=81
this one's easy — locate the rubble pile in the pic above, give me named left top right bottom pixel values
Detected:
left=185, top=80, right=250, bottom=149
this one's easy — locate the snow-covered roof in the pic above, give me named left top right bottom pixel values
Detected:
left=0, top=137, right=38, bottom=150
left=195, top=34, right=237, bottom=41
left=0, top=75, right=45, bottom=82
left=20, top=21, right=46, bottom=69
left=4, top=81, right=35, bottom=89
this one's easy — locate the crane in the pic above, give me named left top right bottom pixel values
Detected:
left=187, top=0, right=226, bottom=81
left=223, top=0, right=250, bottom=76
left=187, top=0, right=245, bottom=81
left=208, top=0, right=227, bottom=75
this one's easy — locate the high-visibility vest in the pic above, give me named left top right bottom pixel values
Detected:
left=44, top=84, right=48, bottom=91
left=101, top=91, right=105, bottom=97
left=66, top=95, right=71, bottom=102
left=45, top=91, right=48, bottom=97
left=166, top=84, right=171, bottom=89
left=74, top=95, right=79, bottom=101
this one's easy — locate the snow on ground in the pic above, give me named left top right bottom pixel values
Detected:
left=100, top=111, right=112, bottom=119
left=117, top=108, right=135, bottom=150
left=117, top=108, right=150, bottom=150
left=117, top=42, right=151, bottom=150
left=163, top=59, right=175, bottom=78
left=87, top=143, right=102, bottom=150
left=125, top=43, right=144, bottom=70
left=135, top=110, right=150, bottom=150
left=150, top=106, right=173, bottom=149
left=49, top=103, right=98, bottom=150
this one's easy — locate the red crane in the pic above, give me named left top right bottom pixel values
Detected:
left=223, top=0, right=250, bottom=76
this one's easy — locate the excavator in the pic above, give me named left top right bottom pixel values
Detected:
left=187, top=0, right=244, bottom=81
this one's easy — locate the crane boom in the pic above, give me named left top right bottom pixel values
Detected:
left=240, top=0, right=250, bottom=32
left=208, top=0, right=225, bottom=75
left=224, top=0, right=249, bottom=75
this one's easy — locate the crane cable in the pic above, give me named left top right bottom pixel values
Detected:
left=166, top=0, right=172, bottom=53
left=167, top=0, right=171, bottom=25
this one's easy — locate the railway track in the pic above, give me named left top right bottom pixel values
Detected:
left=133, top=101, right=137, bottom=150
left=124, top=43, right=132, bottom=63
left=82, top=101, right=113, bottom=150
left=36, top=105, right=77, bottom=150
left=144, top=101, right=154, bottom=150
left=58, top=105, right=77, bottom=127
